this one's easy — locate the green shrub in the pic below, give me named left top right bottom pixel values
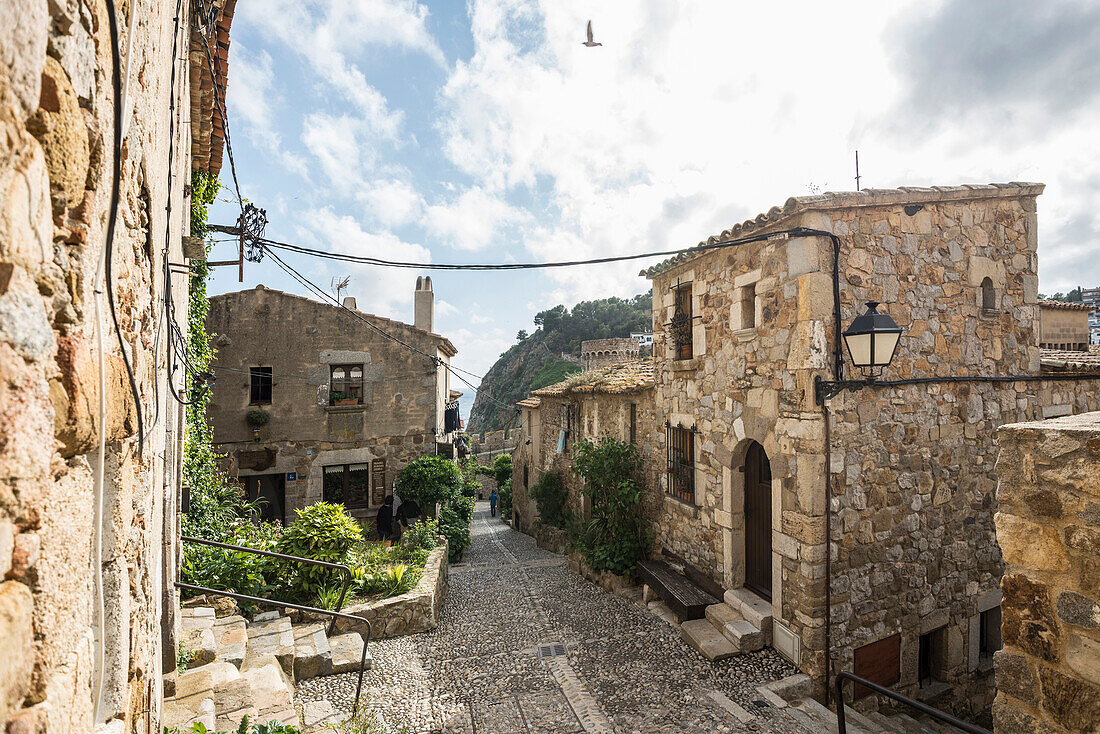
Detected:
left=245, top=409, right=270, bottom=428
left=491, top=454, right=513, bottom=488
left=181, top=520, right=283, bottom=605
left=438, top=497, right=473, bottom=561
left=458, top=456, right=483, bottom=497
left=497, top=477, right=513, bottom=518
left=571, top=437, right=650, bottom=576
left=531, top=470, right=571, bottom=529
left=402, top=518, right=439, bottom=551
left=276, top=502, right=362, bottom=599
left=397, top=455, right=462, bottom=512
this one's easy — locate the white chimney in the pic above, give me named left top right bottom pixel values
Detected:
left=342, top=296, right=356, bottom=310
left=414, top=275, right=433, bottom=332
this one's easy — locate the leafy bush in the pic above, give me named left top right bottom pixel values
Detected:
left=245, top=409, right=270, bottom=428
left=345, top=540, right=430, bottom=601
left=491, top=454, right=513, bottom=488
left=402, top=518, right=440, bottom=551
left=358, top=563, right=421, bottom=597
left=438, top=497, right=473, bottom=561
left=497, top=477, right=513, bottom=519
left=182, top=520, right=282, bottom=604
left=571, top=437, right=650, bottom=576
left=531, top=470, right=571, bottom=529
left=458, top=456, right=483, bottom=497
left=397, top=455, right=462, bottom=512
left=276, top=503, right=362, bottom=599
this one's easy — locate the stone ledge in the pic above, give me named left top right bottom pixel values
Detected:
left=333, top=540, right=448, bottom=640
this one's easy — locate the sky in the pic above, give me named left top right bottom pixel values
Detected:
left=207, top=0, right=1100, bottom=418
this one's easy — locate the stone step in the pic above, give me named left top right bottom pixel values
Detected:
left=723, top=587, right=773, bottom=643
left=162, top=662, right=241, bottom=730
left=893, top=713, right=934, bottom=734
left=704, top=602, right=742, bottom=629
left=212, top=676, right=259, bottom=731
left=868, top=711, right=907, bottom=733
left=646, top=599, right=679, bottom=627
left=181, top=607, right=217, bottom=669
left=212, top=614, right=247, bottom=668
left=840, top=703, right=886, bottom=733
left=722, top=619, right=765, bottom=653
left=679, top=619, right=738, bottom=661
left=241, top=659, right=298, bottom=727
left=789, top=697, right=844, bottom=734
left=329, top=632, right=370, bottom=674
left=294, top=623, right=334, bottom=681
left=245, top=613, right=295, bottom=679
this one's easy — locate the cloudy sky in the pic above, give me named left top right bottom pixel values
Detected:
left=207, top=0, right=1100, bottom=413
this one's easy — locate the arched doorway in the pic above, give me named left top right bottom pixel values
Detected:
left=744, top=441, right=772, bottom=601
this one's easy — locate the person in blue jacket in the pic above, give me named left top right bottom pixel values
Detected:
left=489, top=489, right=499, bottom=517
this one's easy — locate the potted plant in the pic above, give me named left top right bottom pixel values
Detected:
left=246, top=409, right=270, bottom=441
left=329, top=391, right=358, bottom=407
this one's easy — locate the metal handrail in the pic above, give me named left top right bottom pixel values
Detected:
left=176, top=582, right=372, bottom=716
left=181, top=534, right=352, bottom=635
left=835, top=671, right=992, bottom=734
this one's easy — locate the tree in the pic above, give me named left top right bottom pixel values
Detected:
left=491, top=454, right=513, bottom=488
left=517, top=329, right=529, bottom=341
left=397, top=455, right=461, bottom=514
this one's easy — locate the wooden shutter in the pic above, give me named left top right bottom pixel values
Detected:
left=852, top=634, right=901, bottom=700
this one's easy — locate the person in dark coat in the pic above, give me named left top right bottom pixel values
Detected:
left=396, top=497, right=421, bottom=534
left=376, top=495, right=394, bottom=544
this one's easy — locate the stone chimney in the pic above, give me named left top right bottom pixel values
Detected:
left=414, top=275, right=433, bottom=332
left=342, top=296, right=356, bottom=310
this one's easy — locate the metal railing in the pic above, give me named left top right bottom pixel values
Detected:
left=181, top=535, right=352, bottom=634
left=176, top=582, right=371, bottom=716
left=835, top=672, right=992, bottom=734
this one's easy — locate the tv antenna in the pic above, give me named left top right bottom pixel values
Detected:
left=854, top=150, right=862, bottom=191
left=331, top=275, right=351, bottom=301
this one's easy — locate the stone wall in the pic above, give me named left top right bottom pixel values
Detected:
left=992, top=412, right=1100, bottom=733
left=0, top=0, right=195, bottom=730
left=1038, top=301, right=1090, bottom=351
left=581, top=338, right=640, bottom=371
left=647, top=184, right=1100, bottom=713
left=206, top=286, right=457, bottom=523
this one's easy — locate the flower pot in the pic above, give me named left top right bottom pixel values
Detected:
left=251, top=427, right=260, bottom=441
left=335, top=398, right=359, bottom=406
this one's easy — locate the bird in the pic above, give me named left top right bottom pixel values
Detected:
left=583, top=20, right=602, bottom=47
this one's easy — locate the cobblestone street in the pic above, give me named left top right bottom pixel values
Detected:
left=297, top=503, right=813, bottom=733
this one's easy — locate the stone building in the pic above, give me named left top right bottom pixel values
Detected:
left=511, top=360, right=658, bottom=535
left=0, top=0, right=232, bottom=730
left=1037, top=298, right=1091, bottom=351
left=580, top=337, right=640, bottom=370
left=634, top=182, right=1100, bottom=716
left=992, top=411, right=1100, bottom=733
left=205, top=282, right=458, bottom=525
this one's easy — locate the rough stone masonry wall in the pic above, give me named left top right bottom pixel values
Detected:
left=206, top=287, right=452, bottom=522
left=0, top=1, right=191, bottom=731
left=992, top=412, right=1100, bottom=734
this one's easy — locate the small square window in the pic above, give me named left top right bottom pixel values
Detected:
left=322, top=463, right=371, bottom=508
left=250, top=366, right=272, bottom=404
left=979, top=606, right=1002, bottom=662
left=740, top=283, right=756, bottom=329
left=330, top=364, right=364, bottom=405
left=918, top=628, right=947, bottom=688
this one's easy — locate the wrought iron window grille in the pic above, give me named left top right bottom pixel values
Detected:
left=665, top=420, right=697, bottom=504
left=665, top=279, right=699, bottom=360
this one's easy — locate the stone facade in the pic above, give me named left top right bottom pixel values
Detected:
left=206, top=284, right=458, bottom=525
left=0, top=0, right=220, bottom=729
left=1038, top=299, right=1090, bottom=351
left=640, top=183, right=1100, bottom=715
left=992, top=411, right=1100, bottom=733
left=581, top=337, right=640, bottom=371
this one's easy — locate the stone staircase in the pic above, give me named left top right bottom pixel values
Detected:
left=761, top=673, right=976, bottom=734
left=164, top=606, right=369, bottom=731
left=677, top=587, right=771, bottom=661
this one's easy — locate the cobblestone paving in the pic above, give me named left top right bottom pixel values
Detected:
left=296, top=503, right=812, bottom=733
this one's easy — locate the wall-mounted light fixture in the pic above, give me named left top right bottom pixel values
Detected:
left=815, top=301, right=903, bottom=404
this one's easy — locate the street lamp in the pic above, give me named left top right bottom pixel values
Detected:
left=815, top=301, right=904, bottom=404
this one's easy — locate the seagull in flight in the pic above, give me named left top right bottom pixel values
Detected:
left=583, top=20, right=602, bottom=47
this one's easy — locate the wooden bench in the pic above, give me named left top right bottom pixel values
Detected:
left=638, top=559, right=718, bottom=620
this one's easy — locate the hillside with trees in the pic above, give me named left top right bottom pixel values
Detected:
left=467, top=292, right=653, bottom=433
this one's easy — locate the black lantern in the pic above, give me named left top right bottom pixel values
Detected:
left=815, top=300, right=904, bottom=404
left=842, top=301, right=902, bottom=374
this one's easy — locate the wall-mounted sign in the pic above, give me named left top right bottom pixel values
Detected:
left=286, top=472, right=297, bottom=481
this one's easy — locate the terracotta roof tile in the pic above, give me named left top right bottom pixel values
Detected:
left=1040, top=346, right=1100, bottom=373
left=190, top=0, right=237, bottom=176
left=532, top=359, right=654, bottom=397
left=641, top=182, right=1045, bottom=278
left=516, top=397, right=541, bottom=409
left=1038, top=299, right=1092, bottom=311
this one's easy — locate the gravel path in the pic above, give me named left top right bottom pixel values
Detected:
left=296, top=503, right=813, bottom=733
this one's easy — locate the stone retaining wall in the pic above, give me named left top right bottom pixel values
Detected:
left=335, top=541, right=449, bottom=640
left=535, top=524, right=569, bottom=555
left=992, top=412, right=1100, bottom=733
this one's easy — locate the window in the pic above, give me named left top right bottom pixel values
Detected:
left=322, top=463, right=371, bottom=508
left=979, top=606, right=1002, bottom=663
left=981, top=277, right=996, bottom=310
left=249, top=366, right=272, bottom=404
left=740, top=283, right=756, bottom=329
left=523, top=465, right=529, bottom=489
left=918, top=628, right=946, bottom=688
left=330, top=364, right=364, bottom=405
left=629, top=403, right=638, bottom=444
left=853, top=634, right=900, bottom=700
left=666, top=423, right=695, bottom=503
left=669, top=283, right=694, bottom=360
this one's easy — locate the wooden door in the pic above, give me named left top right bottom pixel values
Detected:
left=744, top=442, right=772, bottom=601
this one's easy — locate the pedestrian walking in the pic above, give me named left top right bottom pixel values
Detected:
left=376, top=495, right=394, bottom=545
left=396, top=497, right=422, bottom=539
left=489, top=489, right=499, bottom=517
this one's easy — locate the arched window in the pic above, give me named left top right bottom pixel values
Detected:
left=981, top=277, right=996, bottom=310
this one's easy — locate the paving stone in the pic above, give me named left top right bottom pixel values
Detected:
left=241, top=661, right=297, bottom=727
left=213, top=677, right=259, bottom=731
left=681, top=619, right=739, bottom=661
left=294, top=623, right=334, bottom=681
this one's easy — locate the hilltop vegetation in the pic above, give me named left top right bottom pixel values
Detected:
left=468, top=292, right=653, bottom=432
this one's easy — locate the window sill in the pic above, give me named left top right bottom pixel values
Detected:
left=324, top=404, right=367, bottom=413
left=979, top=308, right=1001, bottom=319
left=670, top=358, right=700, bottom=372
left=664, top=493, right=699, bottom=517
left=733, top=327, right=757, bottom=342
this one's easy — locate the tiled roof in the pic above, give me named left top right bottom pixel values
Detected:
left=516, top=397, right=541, bottom=409
left=641, top=182, right=1045, bottom=278
left=1038, top=299, right=1092, bottom=311
left=190, top=0, right=237, bottom=176
left=210, top=286, right=458, bottom=356
left=532, top=359, right=654, bottom=397
left=1040, top=346, right=1100, bottom=373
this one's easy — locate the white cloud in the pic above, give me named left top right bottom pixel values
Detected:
left=226, top=45, right=309, bottom=178
left=435, top=0, right=1100, bottom=299
left=422, top=187, right=530, bottom=250
left=357, top=178, right=426, bottom=228
left=300, top=105, right=406, bottom=189
left=435, top=299, right=460, bottom=317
